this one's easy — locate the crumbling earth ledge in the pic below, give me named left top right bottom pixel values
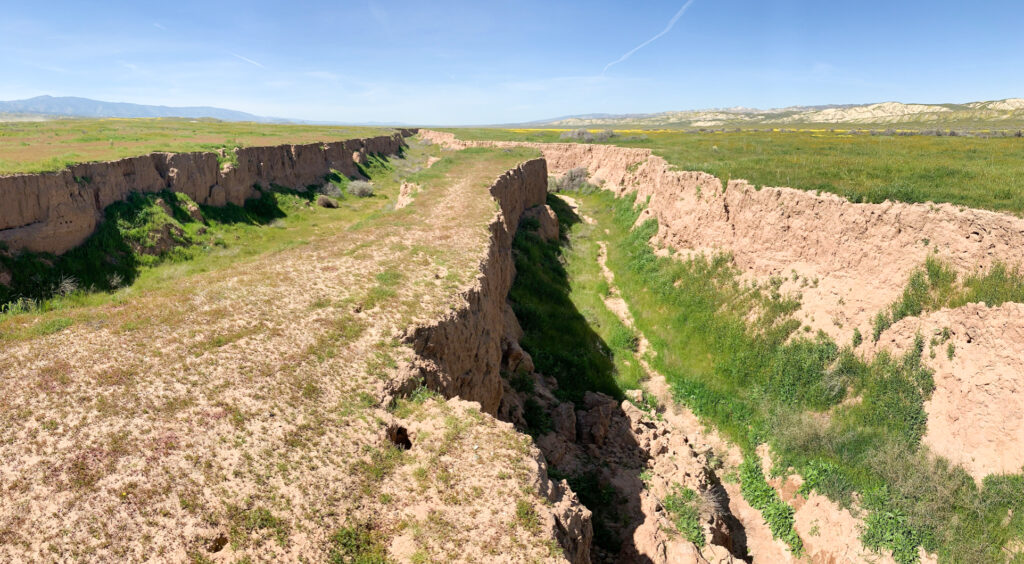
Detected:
left=388, top=156, right=595, bottom=562
left=420, top=129, right=1024, bottom=489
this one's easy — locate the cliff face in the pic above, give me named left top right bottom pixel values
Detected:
left=402, top=158, right=548, bottom=415
left=0, top=131, right=415, bottom=255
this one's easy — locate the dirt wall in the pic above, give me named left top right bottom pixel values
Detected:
left=401, top=158, right=548, bottom=415
left=421, top=128, right=1024, bottom=487
left=0, top=131, right=416, bottom=255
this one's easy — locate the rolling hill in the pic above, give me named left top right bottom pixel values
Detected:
left=526, top=98, right=1024, bottom=129
left=0, top=95, right=288, bottom=122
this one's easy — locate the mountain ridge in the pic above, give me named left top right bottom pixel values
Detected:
left=0, top=95, right=291, bottom=123
left=519, top=98, right=1024, bottom=129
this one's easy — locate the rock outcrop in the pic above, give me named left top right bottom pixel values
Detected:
left=0, top=131, right=415, bottom=255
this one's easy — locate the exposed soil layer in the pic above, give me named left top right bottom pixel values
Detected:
left=0, top=130, right=415, bottom=254
left=864, top=302, right=1024, bottom=480
left=590, top=204, right=890, bottom=564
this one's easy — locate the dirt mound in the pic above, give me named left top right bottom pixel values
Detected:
left=864, top=302, right=1024, bottom=480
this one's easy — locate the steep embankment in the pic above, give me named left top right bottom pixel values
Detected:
left=0, top=130, right=414, bottom=255
left=0, top=146, right=591, bottom=562
left=422, top=130, right=1024, bottom=484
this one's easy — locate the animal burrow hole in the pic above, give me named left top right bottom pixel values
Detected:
left=387, top=424, right=412, bottom=450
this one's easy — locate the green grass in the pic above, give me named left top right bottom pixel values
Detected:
left=739, top=456, right=803, bottom=555
left=514, top=499, right=541, bottom=533
left=662, top=485, right=705, bottom=548
left=0, top=140, right=440, bottom=323
left=0, top=117, right=390, bottom=174
left=446, top=128, right=1024, bottom=215
left=508, top=194, right=641, bottom=404
left=872, top=256, right=1024, bottom=341
left=562, top=190, right=1024, bottom=563
left=329, top=523, right=391, bottom=564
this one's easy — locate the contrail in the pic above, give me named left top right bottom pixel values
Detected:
left=603, top=0, right=697, bottom=74
left=229, top=52, right=265, bottom=68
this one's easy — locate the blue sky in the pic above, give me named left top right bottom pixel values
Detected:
left=2, top=0, right=1023, bottom=124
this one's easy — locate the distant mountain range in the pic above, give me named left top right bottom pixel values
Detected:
left=0, top=95, right=290, bottom=123
left=524, top=99, right=1024, bottom=129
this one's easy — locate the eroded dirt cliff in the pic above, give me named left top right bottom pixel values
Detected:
left=0, top=131, right=413, bottom=255
left=0, top=145, right=594, bottom=562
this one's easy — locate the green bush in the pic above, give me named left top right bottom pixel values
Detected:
left=663, top=485, right=705, bottom=547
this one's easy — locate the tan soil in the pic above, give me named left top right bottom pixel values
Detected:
left=0, top=145, right=580, bottom=562
left=863, top=302, right=1024, bottom=481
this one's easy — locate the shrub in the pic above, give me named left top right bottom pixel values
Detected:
left=551, top=168, right=600, bottom=194
left=559, top=128, right=616, bottom=143
left=663, top=485, right=705, bottom=547
left=348, top=180, right=375, bottom=198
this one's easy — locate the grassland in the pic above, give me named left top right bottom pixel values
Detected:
left=0, top=118, right=391, bottom=174
left=445, top=128, right=1024, bottom=215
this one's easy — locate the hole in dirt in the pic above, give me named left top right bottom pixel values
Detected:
left=207, top=533, right=228, bottom=553
left=387, top=425, right=412, bottom=450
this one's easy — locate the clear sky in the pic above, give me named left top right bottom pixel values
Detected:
left=2, top=0, right=1023, bottom=125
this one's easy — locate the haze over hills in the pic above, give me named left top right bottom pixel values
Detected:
left=524, top=98, right=1024, bottom=129
left=0, top=95, right=289, bottom=123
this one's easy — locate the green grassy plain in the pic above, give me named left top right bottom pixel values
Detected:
left=0, top=118, right=391, bottom=174
left=445, top=128, right=1024, bottom=215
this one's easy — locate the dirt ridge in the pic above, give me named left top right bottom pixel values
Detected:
left=385, top=157, right=595, bottom=561
left=0, top=130, right=417, bottom=255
